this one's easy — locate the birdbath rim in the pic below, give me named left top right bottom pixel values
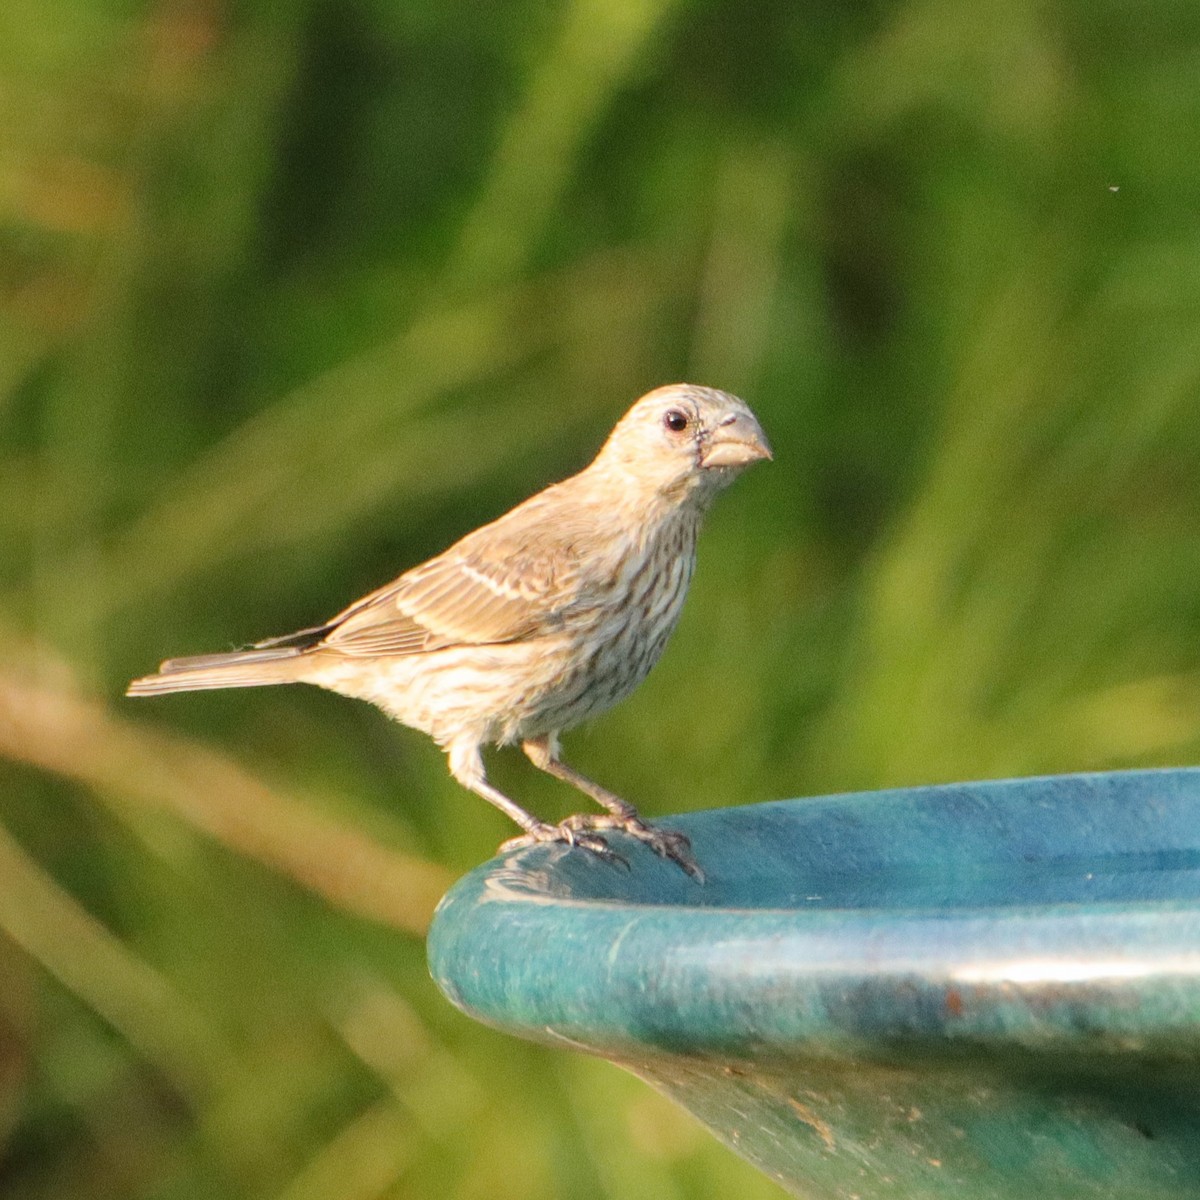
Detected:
left=428, top=767, right=1200, bottom=1065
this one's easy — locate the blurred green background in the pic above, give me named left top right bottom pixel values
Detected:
left=3, top=0, right=1200, bottom=1196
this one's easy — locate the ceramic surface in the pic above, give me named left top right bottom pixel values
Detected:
left=428, top=769, right=1200, bottom=1197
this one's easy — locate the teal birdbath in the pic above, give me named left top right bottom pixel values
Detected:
left=428, top=769, right=1200, bottom=1198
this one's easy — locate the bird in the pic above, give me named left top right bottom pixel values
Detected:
left=128, top=384, right=772, bottom=878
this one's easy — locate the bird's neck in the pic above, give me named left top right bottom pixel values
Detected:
left=568, top=457, right=713, bottom=560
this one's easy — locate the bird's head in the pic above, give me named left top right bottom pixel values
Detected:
left=593, top=384, right=772, bottom=507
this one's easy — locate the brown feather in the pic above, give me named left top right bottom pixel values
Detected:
left=317, top=489, right=597, bottom=657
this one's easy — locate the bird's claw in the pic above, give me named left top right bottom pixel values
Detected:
left=562, top=814, right=705, bottom=882
left=500, top=822, right=629, bottom=870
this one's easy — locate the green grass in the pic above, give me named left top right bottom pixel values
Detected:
left=3, top=1, right=1200, bottom=1196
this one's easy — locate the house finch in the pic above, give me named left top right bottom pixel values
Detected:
left=128, top=384, right=771, bottom=878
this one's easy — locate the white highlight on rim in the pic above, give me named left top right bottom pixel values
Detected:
left=951, top=955, right=1200, bottom=985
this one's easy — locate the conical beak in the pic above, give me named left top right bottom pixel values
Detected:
left=700, top=411, right=773, bottom=469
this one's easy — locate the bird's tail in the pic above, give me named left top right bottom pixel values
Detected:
left=126, top=646, right=305, bottom=696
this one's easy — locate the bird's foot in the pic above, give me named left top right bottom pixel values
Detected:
left=500, top=822, right=629, bottom=870
left=562, top=813, right=704, bottom=882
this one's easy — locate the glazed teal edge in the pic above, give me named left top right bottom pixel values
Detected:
left=427, top=769, right=1200, bottom=1064
left=428, top=875, right=1200, bottom=1062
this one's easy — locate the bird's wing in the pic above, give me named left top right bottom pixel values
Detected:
left=318, top=495, right=597, bottom=657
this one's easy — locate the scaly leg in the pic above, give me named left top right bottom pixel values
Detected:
left=445, top=738, right=624, bottom=866
left=521, top=735, right=703, bottom=881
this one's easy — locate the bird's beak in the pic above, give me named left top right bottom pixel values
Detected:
left=700, top=412, right=773, bottom=469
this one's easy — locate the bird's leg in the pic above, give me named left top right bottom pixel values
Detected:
left=522, top=735, right=638, bottom=819
left=446, top=740, right=625, bottom=866
left=521, top=735, right=703, bottom=881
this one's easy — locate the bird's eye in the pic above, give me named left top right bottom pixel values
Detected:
left=663, top=408, right=690, bottom=433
